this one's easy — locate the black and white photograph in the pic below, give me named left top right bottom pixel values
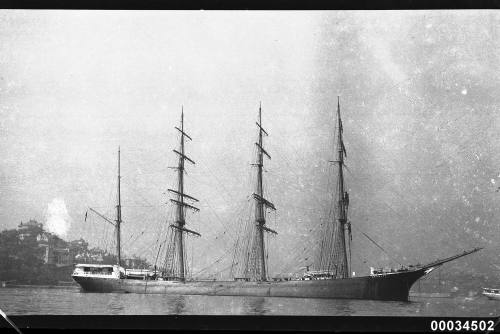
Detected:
left=0, top=9, right=498, bottom=331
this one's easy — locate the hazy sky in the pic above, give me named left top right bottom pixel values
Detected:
left=0, top=10, right=498, bottom=278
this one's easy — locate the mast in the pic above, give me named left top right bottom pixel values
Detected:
left=177, top=110, right=185, bottom=279
left=336, top=97, right=350, bottom=278
left=116, top=146, right=122, bottom=267
left=253, top=102, right=277, bottom=281
left=167, top=107, right=200, bottom=281
left=314, top=97, right=351, bottom=277
left=85, top=148, right=123, bottom=267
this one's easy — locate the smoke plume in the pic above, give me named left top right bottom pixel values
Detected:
left=44, top=198, right=71, bottom=238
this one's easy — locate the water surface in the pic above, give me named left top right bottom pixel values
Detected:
left=0, top=286, right=497, bottom=317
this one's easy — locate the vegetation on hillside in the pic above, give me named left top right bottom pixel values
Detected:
left=0, top=224, right=150, bottom=285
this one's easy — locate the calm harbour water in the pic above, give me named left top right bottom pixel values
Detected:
left=0, top=286, right=498, bottom=317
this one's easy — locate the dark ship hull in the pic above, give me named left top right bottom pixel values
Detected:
left=73, top=268, right=426, bottom=301
left=72, top=248, right=481, bottom=301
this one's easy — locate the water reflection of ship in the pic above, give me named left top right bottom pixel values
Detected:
left=169, top=295, right=186, bottom=314
left=331, top=299, right=354, bottom=316
left=72, top=100, right=481, bottom=301
left=243, top=297, right=268, bottom=315
left=107, top=294, right=125, bottom=315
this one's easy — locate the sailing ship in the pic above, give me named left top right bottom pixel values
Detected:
left=72, top=101, right=481, bottom=301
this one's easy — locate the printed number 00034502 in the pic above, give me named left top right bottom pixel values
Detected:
left=430, top=320, right=495, bottom=331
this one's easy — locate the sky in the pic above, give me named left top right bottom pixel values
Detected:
left=0, top=10, right=498, bottom=279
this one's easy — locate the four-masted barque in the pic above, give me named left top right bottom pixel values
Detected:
left=72, top=101, right=481, bottom=301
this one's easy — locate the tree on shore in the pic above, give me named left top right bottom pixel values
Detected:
left=0, top=222, right=152, bottom=284
left=0, top=228, right=56, bottom=284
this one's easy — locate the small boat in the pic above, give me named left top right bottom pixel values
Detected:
left=482, top=287, right=500, bottom=300
left=1, top=280, right=16, bottom=288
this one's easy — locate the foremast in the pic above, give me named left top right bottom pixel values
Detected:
left=252, top=102, right=277, bottom=281
left=165, top=108, right=200, bottom=281
left=316, top=97, right=352, bottom=278
left=334, top=97, right=351, bottom=279
left=116, top=147, right=122, bottom=267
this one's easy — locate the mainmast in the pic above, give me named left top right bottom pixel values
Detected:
left=335, top=97, right=350, bottom=278
left=116, top=146, right=122, bottom=267
left=252, top=102, right=277, bottom=281
left=167, top=108, right=200, bottom=281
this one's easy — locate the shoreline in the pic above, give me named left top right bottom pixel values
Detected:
left=1, top=283, right=79, bottom=289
